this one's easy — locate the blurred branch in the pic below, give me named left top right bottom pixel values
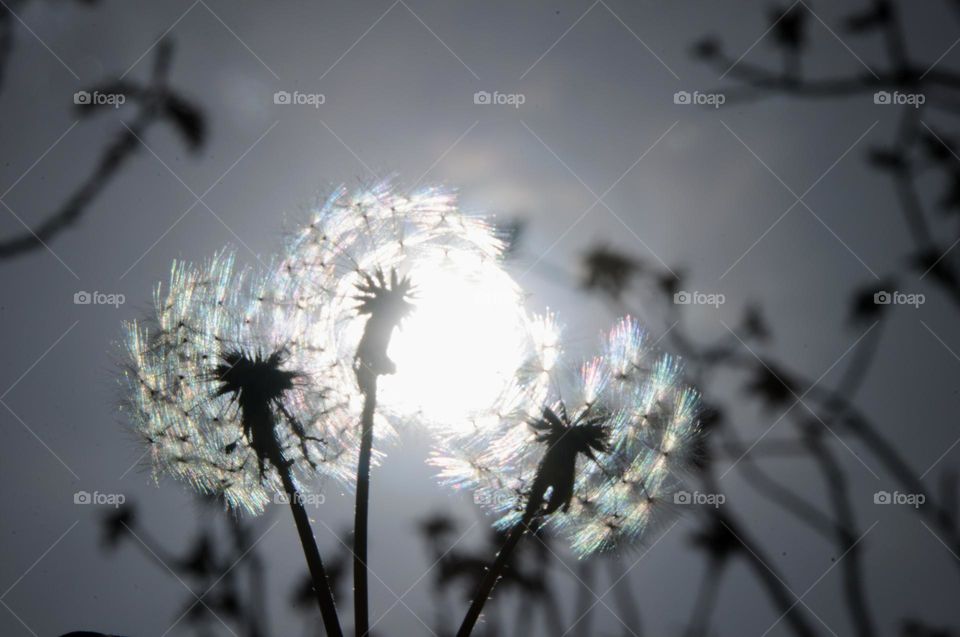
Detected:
left=804, top=427, right=876, bottom=637
left=101, top=502, right=270, bottom=637
left=0, top=39, right=205, bottom=259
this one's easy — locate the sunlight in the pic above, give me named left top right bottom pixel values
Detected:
left=376, top=256, right=529, bottom=428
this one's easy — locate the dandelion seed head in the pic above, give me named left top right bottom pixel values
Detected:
left=278, top=181, right=544, bottom=433
left=432, top=316, right=700, bottom=556
left=120, top=250, right=356, bottom=514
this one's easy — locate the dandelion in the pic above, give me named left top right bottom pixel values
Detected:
left=433, top=316, right=701, bottom=637
left=119, top=250, right=348, bottom=637
left=278, top=180, right=535, bottom=427
left=276, top=181, right=542, bottom=635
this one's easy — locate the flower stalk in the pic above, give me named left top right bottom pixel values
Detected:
left=351, top=268, right=414, bottom=637
left=214, top=350, right=344, bottom=637
left=278, top=462, right=344, bottom=637
left=353, top=374, right=377, bottom=637
left=438, top=318, right=702, bottom=636
left=457, top=403, right=607, bottom=637
left=457, top=512, right=538, bottom=637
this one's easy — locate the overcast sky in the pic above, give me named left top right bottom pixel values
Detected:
left=1, top=1, right=959, bottom=636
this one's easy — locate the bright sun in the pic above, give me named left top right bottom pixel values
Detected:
left=376, top=260, right=529, bottom=427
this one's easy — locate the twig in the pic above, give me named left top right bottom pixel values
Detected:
left=0, top=40, right=204, bottom=258
left=804, top=430, right=875, bottom=637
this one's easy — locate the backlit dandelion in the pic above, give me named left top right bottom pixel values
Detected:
left=120, top=250, right=348, bottom=637
left=120, top=250, right=355, bottom=512
left=434, top=316, right=701, bottom=637
left=276, top=181, right=542, bottom=636
left=438, top=316, right=700, bottom=553
left=277, top=180, right=535, bottom=428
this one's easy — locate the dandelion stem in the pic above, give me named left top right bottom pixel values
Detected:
left=457, top=514, right=535, bottom=637
left=279, top=468, right=344, bottom=637
left=353, top=376, right=377, bottom=637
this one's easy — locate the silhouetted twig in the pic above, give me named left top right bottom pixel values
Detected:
left=0, top=39, right=204, bottom=258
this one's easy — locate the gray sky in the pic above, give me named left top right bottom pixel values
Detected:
left=1, top=1, right=959, bottom=635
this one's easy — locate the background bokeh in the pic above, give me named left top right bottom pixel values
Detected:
left=1, top=1, right=958, bottom=635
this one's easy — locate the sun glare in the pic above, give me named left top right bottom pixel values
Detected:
left=376, top=258, right=528, bottom=428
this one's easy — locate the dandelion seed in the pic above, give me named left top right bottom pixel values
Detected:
left=119, top=250, right=355, bottom=514
left=120, top=249, right=348, bottom=637
left=445, top=316, right=700, bottom=637
left=436, top=315, right=701, bottom=557
left=275, top=180, right=547, bottom=636
left=276, top=180, right=541, bottom=431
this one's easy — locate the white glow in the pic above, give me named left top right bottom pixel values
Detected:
left=376, top=261, right=528, bottom=427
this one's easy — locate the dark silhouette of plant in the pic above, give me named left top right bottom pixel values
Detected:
left=564, top=242, right=889, bottom=636
left=417, top=511, right=566, bottom=637
left=443, top=317, right=701, bottom=637
left=98, top=501, right=269, bottom=637
left=212, top=348, right=343, bottom=637
left=901, top=619, right=956, bottom=637
left=581, top=246, right=641, bottom=300
left=352, top=266, right=414, bottom=637
left=275, top=182, right=538, bottom=636
left=120, top=251, right=351, bottom=637
left=0, top=39, right=205, bottom=258
left=679, top=7, right=960, bottom=634
left=353, top=268, right=415, bottom=393
left=443, top=8, right=960, bottom=635
left=523, top=405, right=609, bottom=519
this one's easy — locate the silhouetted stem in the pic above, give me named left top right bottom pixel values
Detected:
left=717, top=512, right=818, bottom=637
left=353, top=377, right=377, bottom=637
left=0, top=43, right=191, bottom=259
left=279, top=469, right=344, bottom=637
left=457, top=516, right=531, bottom=637
left=721, top=426, right=838, bottom=540
left=805, top=433, right=875, bottom=637
left=803, top=326, right=878, bottom=637
left=0, top=113, right=146, bottom=257
left=699, top=466, right=819, bottom=637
